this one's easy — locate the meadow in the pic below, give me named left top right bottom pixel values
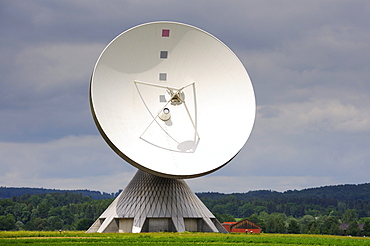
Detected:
left=1, top=231, right=369, bottom=246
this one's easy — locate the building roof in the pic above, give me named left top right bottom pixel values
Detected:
left=339, top=223, right=364, bottom=230
left=223, top=219, right=261, bottom=230
left=222, top=222, right=237, bottom=225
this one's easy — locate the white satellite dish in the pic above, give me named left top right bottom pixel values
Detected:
left=90, top=21, right=255, bottom=179
left=88, top=21, right=255, bottom=233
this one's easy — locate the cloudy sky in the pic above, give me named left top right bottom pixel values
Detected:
left=1, top=1, right=369, bottom=194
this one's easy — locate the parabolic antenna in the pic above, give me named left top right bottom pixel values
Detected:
left=90, top=21, right=255, bottom=179
left=88, top=21, right=255, bottom=233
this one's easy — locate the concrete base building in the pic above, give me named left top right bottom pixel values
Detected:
left=87, top=170, right=227, bottom=233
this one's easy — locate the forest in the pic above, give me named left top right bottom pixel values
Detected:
left=0, top=187, right=117, bottom=200
left=1, top=183, right=370, bottom=235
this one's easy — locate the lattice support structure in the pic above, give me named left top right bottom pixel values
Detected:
left=86, top=170, right=227, bottom=233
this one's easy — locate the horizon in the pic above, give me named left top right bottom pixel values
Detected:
left=2, top=181, right=369, bottom=195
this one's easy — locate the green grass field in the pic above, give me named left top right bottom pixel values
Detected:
left=1, top=231, right=369, bottom=245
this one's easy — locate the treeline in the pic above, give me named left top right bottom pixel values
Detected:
left=1, top=183, right=370, bottom=234
left=200, top=193, right=370, bottom=218
left=0, top=187, right=118, bottom=200
left=0, top=192, right=113, bottom=231
left=197, top=183, right=370, bottom=203
left=198, top=183, right=370, bottom=219
left=214, top=210, right=370, bottom=236
left=197, top=184, right=370, bottom=235
left=210, top=195, right=370, bottom=235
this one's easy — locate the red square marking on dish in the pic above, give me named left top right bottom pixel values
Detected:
left=162, top=29, right=170, bottom=37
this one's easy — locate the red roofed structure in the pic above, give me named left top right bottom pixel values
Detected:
left=222, top=219, right=262, bottom=233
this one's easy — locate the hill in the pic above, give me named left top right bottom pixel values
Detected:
left=0, top=187, right=118, bottom=200
left=196, top=183, right=370, bottom=220
left=1, top=183, right=370, bottom=233
left=2, top=183, right=370, bottom=201
left=196, top=183, right=370, bottom=202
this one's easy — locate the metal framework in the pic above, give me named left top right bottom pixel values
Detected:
left=87, top=170, right=227, bottom=233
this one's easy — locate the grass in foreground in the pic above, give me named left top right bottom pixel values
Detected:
left=0, top=231, right=369, bottom=245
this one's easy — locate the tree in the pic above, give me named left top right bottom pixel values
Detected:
left=257, top=211, right=269, bottom=222
left=15, top=221, right=24, bottom=230
left=299, top=215, right=315, bottom=234
left=319, top=216, right=339, bottom=235
left=238, top=203, right=255, bottom=218
left=60, top=207, right=74, bottom=225
left=307, top=221, right=320, bottom=234
left=224, top=202, right=239, bottom=217
left=347, top=221, right=361, bottom=236
left=0, top=214, right=16, bottom=230
left=363, top=220, right=370, bottom=237
left=257, top=212, right=269, bottom=232
left=47, top=216, right=63, bottom=230
left=247, top=214, right=261, bottom=225
left=212, top=204, right=226, bottom=215
left=342, top=209, right=358, bottom=223
left=75, top=218, right=94, bottom=230
left=214, top=213, right=235, bottom=223
left=25, top=217, right=47, bottom=231
left=329, top=222, right=342, bottom=235
left=265, top=214, right=286, bottom=233
left=37, top=202, right=52, bottom=219
left=287, top=218, right=300, bottom=234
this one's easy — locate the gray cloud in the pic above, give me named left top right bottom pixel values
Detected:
left=0, top=1, right=369, bottom=193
